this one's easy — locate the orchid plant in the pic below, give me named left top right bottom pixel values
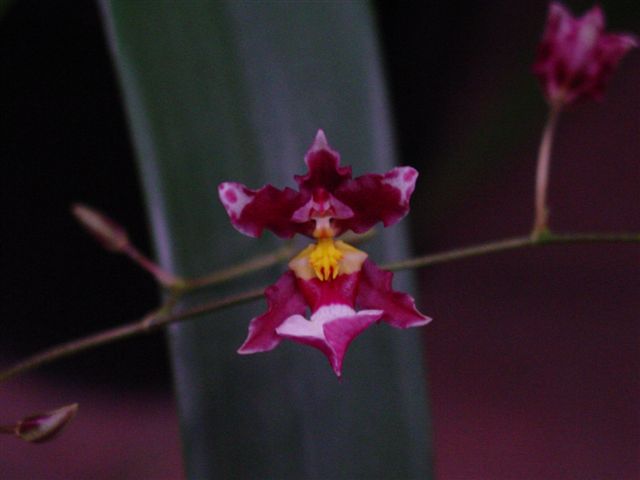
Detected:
left=1, top=2, right=637, bottom=452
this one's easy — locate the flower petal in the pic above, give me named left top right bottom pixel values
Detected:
left=333, top=167, right=418, bottom=234
left=323, top=311, right=381, bottom=377
left=218, top=182, right=312, bottom=238
left=237, top=271, right=307, bottom=354
left=276, top=304, right=382, bottom=377
left=356, top=259, right=431, bottom=328
left=294, top=130, right=352, bottom=193
left=295, top=271, right=361, bottom=310
left=291, top=191, right=354, bottom=224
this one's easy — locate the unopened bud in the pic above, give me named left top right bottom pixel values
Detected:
left=15, top=403, right=78, bottom=443
left=72, top=204, right=129, bottom=252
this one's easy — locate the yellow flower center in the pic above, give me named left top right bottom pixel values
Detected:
left=288, top=238, right=368, bottom=282
left=309, top=237, right=343, bottom=280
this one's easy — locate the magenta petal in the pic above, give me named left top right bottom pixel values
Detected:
left=218, top=182, right=312, bottom=238
left=237, top=271, right=307, bottom=354
left=276, top=305, right=382, bottom=377
left=333, top=166, right=418, bottom=234
left=294, top=130, right=352, bottom=193
left=323, top=312, right=381, bottom=377
left=274, top=314, right=334, bottom=358
left=356, top=259, right=431, bottom=329
left=291, top=192, right=354, bottom=224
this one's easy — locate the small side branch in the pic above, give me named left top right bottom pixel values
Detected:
left=0, top=288, right=263, bottom=385
left=384, top=232, right=640, bottom=271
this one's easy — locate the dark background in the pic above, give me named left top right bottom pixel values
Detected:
left=1, top=1, right=638, bottom=479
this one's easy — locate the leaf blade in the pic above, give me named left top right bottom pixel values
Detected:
left=100, top=1, right=432, bottom=478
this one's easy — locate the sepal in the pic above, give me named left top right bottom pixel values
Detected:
left=237, top=271, right=307, bottom=354
left=356, top=260, right=431, bottom=329
left=333, top=167, right=418, bottom=234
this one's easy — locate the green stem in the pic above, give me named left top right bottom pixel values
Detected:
left=0, top=231, right=637, bottom=385
left=183, top=245, right=294, bottom=290
left=384, top=232, right=640, bottom=271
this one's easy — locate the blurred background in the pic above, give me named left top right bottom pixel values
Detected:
left=1, top=0, right=638, bottom=478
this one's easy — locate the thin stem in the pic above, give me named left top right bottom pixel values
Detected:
left=184, top=244, right=294, bottom=289
left=0, top=289, right=264, bottom=385
left=0, top=231, right=637, bottom=385
left=384, top=237, right=532, bottom=271
left=533, top=105, right=561, bottom=237
left=122, top=244, right=181, bottom=288
left=384, top=232, right=639, bottom=271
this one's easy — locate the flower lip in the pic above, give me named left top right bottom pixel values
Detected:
left=237, top=257, right=430, bottom=377
left=276, top=304, right=384, bottom=377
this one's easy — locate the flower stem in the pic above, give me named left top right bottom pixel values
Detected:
left=384, top=232, right=639, bottom=271
left=0, top=231, right=637, bottom=385
left=533, top=104, right=561, bottom=238
left=121, top=244, right=182, bottom=289
left=183, top=244, right=295, bottom=290
left=0, top=289, right=264, bottom=385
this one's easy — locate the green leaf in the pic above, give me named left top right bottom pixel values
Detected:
left=100, top=1, right=431, bottom=478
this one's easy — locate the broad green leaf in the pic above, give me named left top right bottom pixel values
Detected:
left=100, top=1, right=431, bottom=478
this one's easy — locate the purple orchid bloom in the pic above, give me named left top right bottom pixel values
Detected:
left=218, top=130, right=431, bottom=377
left=533, top=2, right=637, bottom=107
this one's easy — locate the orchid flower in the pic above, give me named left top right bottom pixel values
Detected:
left=218, top=130, right=431, bottom=377
left=533, top=2, right=637, bottom=107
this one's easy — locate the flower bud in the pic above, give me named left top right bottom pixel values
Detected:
left=533, top=3, right=637, bottom=106
left=15, top=403, right=78, bottom=443
left=72, top=204, right=129, bottom=252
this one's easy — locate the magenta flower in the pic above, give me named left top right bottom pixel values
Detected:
left=219, top=131, right=431, bottom=377
left=533, top=2, right=637, bottom=106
